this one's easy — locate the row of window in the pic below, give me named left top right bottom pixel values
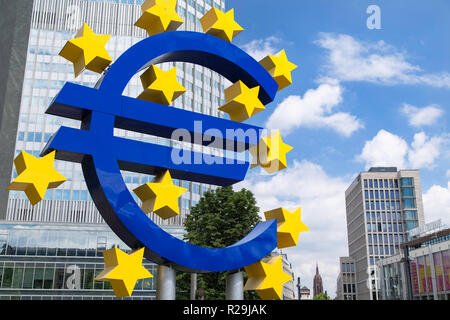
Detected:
left=368, top=233, right=404, bottom=244
left=367, top=222, right=404, bottom=233
left=341, top=263, right=354, bottom=273
left=365, top=200, right=402, bottom=211
left=0, top=261, right=155, bottom=292
left=364, top=179, right=398, bottom=189
left=365, top=189, right=400, bottom=200
left=366, top=211, right=404, bottom=222
left=369, top=244, right=398, bottom=255
left=17, top=131, right=52, bottom=143
left=343, top=283, right=356, bottom=294
left=363, top=177, right=414, bottom=189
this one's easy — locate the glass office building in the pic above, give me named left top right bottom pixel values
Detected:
left=6, top=0, right=227, bottom=224
left=344, top=167, right=424, bottom=300
left=377, top=227, right=450, bottom=300
left=2, top=0, right=228, bottom=299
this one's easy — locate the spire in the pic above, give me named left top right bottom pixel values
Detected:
left=316, top=262, right=319, bottom=275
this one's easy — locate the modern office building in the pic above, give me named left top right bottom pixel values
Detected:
left=344, top=167, right=425, bottom=300
left=269, top=251, right=296, bottom=300
left=1, top=0, right=228, bottom=300
left=313, top=263, right=323, bottom=297
left=336, top=257, right=357, bottom=300
left=377, top=222, right=449, bottom=300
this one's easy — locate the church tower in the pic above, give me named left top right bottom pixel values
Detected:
left=313, top=262, right=324, bottom=297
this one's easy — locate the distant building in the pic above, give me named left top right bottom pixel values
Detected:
left=300, top=286, right=311, bottom=300
left=344, top=167, right=424, bottom=300
left=336, top=257, right=357, bottom=300
left=313, top=263, right=323, bottom=297
left=270, top=251, right=295, bottom=300
left=377, top=222, right=450, bottom=300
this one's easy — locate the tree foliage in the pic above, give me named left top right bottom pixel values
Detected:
left=313, top=292, right=331, bottom=300
left=176, top=186, right=262, bottom=300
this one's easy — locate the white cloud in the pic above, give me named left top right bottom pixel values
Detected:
left=235, top=160, right=352, bottom=298
left=408, top=132, right=446, bottom=168
left=315, top=33, right=450, bottom=88
left=266, top=81, right=363, bottom=137
left=401, top=104, right=444, bottom=127
left=423, top=181, right=450, bottom=226
left=241, top=36, right=281, bottom=61
left=357, top=130, right=448, bottom=170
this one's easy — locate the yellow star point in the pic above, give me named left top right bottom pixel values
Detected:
left=264, top=207, right=309, bottom=249
left=94, top=247, right=153, bottom=298
left=218, top=81, right=265, bottom=122
left=260, top=49, right=298, bottom=91
left=135, top=0, right=184, bottom=36
left=6, top=151, right=67, bottom=206
left=200, top=8, right=243, bottom=42
left=133, top=170, right=187, bottom=220
left=137, top=65, right=186, bottom=105
left=59, top=22, right=112, bottom=77
left=249, top=130, right=293, bottom=174
left=244, top=256, right=293, bottom=300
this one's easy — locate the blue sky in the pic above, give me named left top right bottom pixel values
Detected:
left=227, top=0, right=450, bottom=297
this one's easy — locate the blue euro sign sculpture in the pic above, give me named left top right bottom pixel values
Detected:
left=42, top=31, right=279, bottom=272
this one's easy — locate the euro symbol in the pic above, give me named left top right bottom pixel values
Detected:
left=42, top=31, right=279, bottom=272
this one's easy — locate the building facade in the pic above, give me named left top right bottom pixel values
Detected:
left=344, top=167, right=424, bottom=300
left=336, top=257, right=357, bottom=300
left=313, top=263, right=323, bottom=297
left=6, top=0, right=227, bottom=225
left=299, top=286, right=310, bottom=300
left=1, top=0, right=228, bottom=300
left=377, top=224, right=450, bottom=300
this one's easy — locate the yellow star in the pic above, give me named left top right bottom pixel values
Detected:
left=137, top=65, right=186, bottom=105
left=6, top=151, right=67, bottom=206
left=200, top=8, right=243, bottom=42
left=218, top=81, right=265, bottom=122
left=249, top=130, right=293, bottom=174
left=59, top=23, right=112, bottom=77
left=135, top=0, right=184, bottom=36
left=244, top=256, right=293, bottom=300
left=133, top=170, right=187, bottom=220
left=264, top=207, right=309, bottom=249
left=259, top=50, right=298, bottom=91
left=94, top=247, right=153, bottom=298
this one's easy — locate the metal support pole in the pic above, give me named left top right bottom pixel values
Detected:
left=190, top=273, right=197, bottom=300
left=156, top=265, right=176, bottom=300
left=225, top=271, right=243, bottom=300
left=402, top=246, right=414, bottom=300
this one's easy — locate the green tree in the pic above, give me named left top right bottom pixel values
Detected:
left=313, top=292, right=331, bottom=300
left=176, top=186, right=262, bottom=300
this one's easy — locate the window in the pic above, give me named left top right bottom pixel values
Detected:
left=393, top=223, right=397, bottom=232
left=388, top=223, right=392, bottom=232
left=374, top=179, right=378, bottom=188
left=365, top=190, right=369, bottom=199
left=401, top=177, right=413, bottom=187
left=373, top=234, right=378, bottom=243
left=389, top=180, right=393, bottom=188
left=402, top=198, right=415, bottom=209
left=364, top=179, right=368, bottom=188
left=365, top=201, right=370, bottom=210
left=366, top=212, right=370, bottom=221
left=367, top=223, right=371, bottom=232
left=369, top=245, right=373, bottom=254
left=384, top=179, right=388, bottom=188
left=368, top=234, right=372, bottom=243
left=398, top=223, right=403, bottom=232
left=375, top=190, right=379, bottom=199
left=369, top=179, right=373, bottom=188
left=402, top=187, right=414, bottom=197
left=342, top=263, right=346, bottom=272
